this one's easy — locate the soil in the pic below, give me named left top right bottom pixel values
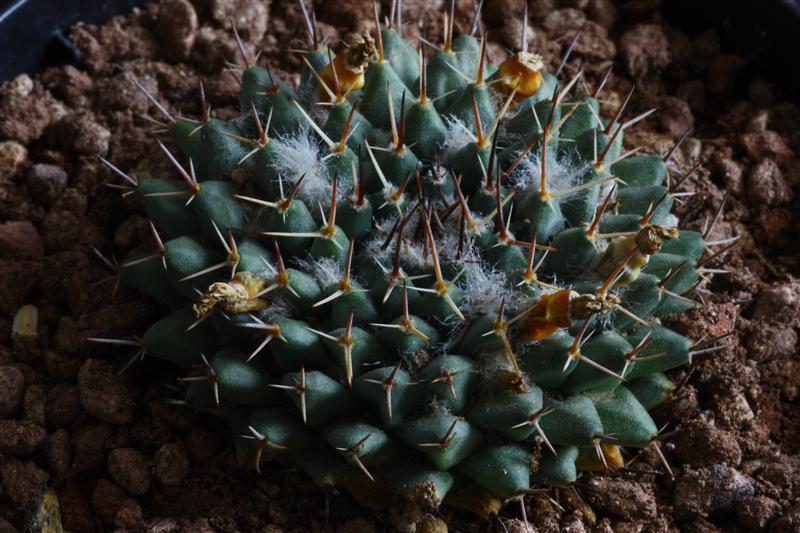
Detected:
left=0, top=0, right=798, bottom=531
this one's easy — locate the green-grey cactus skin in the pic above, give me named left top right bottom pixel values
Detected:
left=108, top=7, right=713, bottom=515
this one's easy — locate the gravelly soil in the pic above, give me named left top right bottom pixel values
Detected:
left=0, top=1, right=798, bottom=531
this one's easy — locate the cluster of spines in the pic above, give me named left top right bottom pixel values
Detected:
left=90, top=0, right=736, bottom=515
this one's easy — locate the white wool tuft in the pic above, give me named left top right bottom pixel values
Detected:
left=457, top=261, right=535, bottom=318
left=505, top=144, right=588, bottom=195
left=299, top=256, right=342, bottom=287
left=437, top=220, right=475, bottom=265
left=440, top=116, right=475, bottom=158
left=458, top=262, right=510, bottom=315
left=363, top=239, right=393, bottom=266
left=400, top=240, right=430, bottom=270
left=272, top=129, right=331, bottom=206
left=256, top=298, right=291, bottom=322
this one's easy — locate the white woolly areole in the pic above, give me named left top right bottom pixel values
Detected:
left=299, top=256, right=342, bottom=287
left=465, top=260, right=538, bottom=319
left=271, top=129, right=331, bottom=207
left=256, top=298, right=290, bottom=323
left=440, top=116, right=476, bottom=159
left=506, top=144, right=588, bottom=195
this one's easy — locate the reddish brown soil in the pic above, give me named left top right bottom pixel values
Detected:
left=0, top=1, right=798, bottom=531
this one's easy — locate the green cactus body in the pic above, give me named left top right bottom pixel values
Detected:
left=109, top=9, right=711, bottom=514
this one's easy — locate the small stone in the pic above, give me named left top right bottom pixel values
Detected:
left=740, top=130, right=795, bottom=164
left=108, top=448, right=151, bottom=495
left=747, top=158, right=793, bottom=207
left=50, top=185, right=87, bottom=215
left=25, top=164, right=68, bottom=205
left=753, top=282, right=800, bottom=323
left=676, top=79, right=706, bottom=114
left=711, top=393, right=755, bottom=428
left=761, top=359, right=800, bottom=401
left=40, top=64, right=94, bottom=107
left=528, top=0, right=555, bottom=19
left=0, top=141, right=27, bottom=182
left=90, top=479, right=144, bottom=529
left=673, top=465, right=754, bottom=521
left=189, top=26, right=241, bottom=73
left=154, top=442, right=189, bottom=486
left=77, top=359, right=134, bottom=425
left=745, top=321, right=797, bottom=362
left=773, top=503, right=800, bottom=533
left=0, top=457, right=49, bottom=508
left=714, top=157, right=744, bottom=196
left=208, top=0, right=269, bottom=41
left=753, top=207, right=792, bottom=248
left=572, top=21, right=616, bottom=62
left=0, top=419, right=46, bottom=455
left=585, top=476, right=657, bottom=519
left=41, top=209, right=105, bottom=254
left=43, top=350, right=82, bottom=381
left=0, top=221, right=43, bottom=260
left=52, top=111, right=111, bottom=157
left=46, top=383, right=82, bottom=428
left=586, top=0, right=618, bottom=28
left=22, top=383, right=47, bottom=426
left=484, top=0, right=526, bottom=24
left=735, top=495, right=780, bottom=531
left=657, top=95, right=694, bottom=137
left=0, top=366, right=25, bottom=417
left=72, top=423, right=114, bottom=471
left=0, top=74, right=65, bottom=143
left=683, top=137, right=703, bottom=163
left=501, top=18, right=535, bottom=53
left=673, top=419, right=742, bottom=466
left=113, top=215, right=148, bottom=249
left=746, top=110, right=770, bottom=133
left=58, top=481, right=94, bottom=532
left=541, top=8, right=586, bottom=37
left=0, top=260, right=41, bottom=315
left=42, top=428, right=72, bottom=475
left=618, top=24, right=670, bottom=78
left=11, top=363, right=35, bottom=386
left=157, top=0, right=198, bottom=60
left=95, top=71, right=155, bottom=114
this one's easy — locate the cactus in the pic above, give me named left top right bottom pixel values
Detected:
left=93, top=1, right=728, bottom=517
